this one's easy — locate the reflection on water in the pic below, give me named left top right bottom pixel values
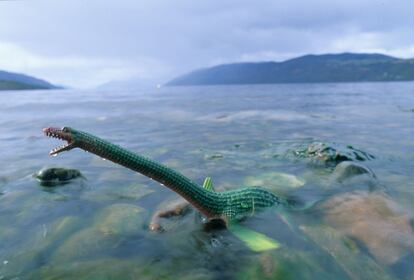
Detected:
left=0, top=83, right=413, bottom=279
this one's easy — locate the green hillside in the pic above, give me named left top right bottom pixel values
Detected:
left=167, top=53, right=414, bottom=86
left=0, top=70, right=59, bottom=91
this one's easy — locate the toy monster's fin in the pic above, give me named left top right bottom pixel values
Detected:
left=229, top=224, right=280, bottom=252
left=202, top=177, right=214, bottom=192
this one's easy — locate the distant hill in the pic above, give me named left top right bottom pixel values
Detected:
left=166, top=53, right=414, bottom=86
left=0, top=70, right=59, bottom=90
left=97, top=77, right=160, bottom=90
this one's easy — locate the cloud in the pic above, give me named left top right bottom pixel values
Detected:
left=0, top=42, right=168, bottom=87
left=329, top=31, right=414, bottom=58
left=0, top=0, right=413, bottom=87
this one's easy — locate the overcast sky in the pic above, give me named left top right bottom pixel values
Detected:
left=1, top=0, right=413, bottom=88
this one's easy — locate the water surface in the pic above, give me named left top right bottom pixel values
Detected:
left=0, top=83, right=413, bottom=279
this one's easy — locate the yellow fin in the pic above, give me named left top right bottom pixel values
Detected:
left=229, top=224, right=280, bottom=252
left=202, top=177, right=214, bottom=192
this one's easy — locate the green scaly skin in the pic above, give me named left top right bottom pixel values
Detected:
left=43, top=127, right=282, bottom=221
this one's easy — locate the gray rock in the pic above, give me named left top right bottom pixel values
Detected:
left=301, top=224, right=398, bottom=280
left=332, top=161, right=376, bottom=183
left=294, top=142, right=375, bottom=167
left=318, top=191, right=414, bottom=265
left=34, top=167, right=84, bottom=187
left=244, top=172, right=306, bottom=193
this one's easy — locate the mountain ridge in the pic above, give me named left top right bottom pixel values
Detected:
left=0, top=70, right=60, bottom=91
left=166, top=53, right=414, bottom=86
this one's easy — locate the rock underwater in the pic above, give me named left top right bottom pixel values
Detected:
left=318, top=191, right=414, bottom=266
left=293, top=142, right=375, bottom=167
left=332, top=161, right=376, bottom=183
left=34, top=167, right=84, bottom=187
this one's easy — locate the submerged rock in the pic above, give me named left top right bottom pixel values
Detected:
left=0, top=227, right=17, bottom=242
left=332, top=161, right=376, bottom=183
left=244, top=172, right=305, bottom=193
left=318, top=191, right=414, bottom=265
left=52, top=204, right=146, bottom=263
left=29, top=258, right=142, bottom=280
left=48, top=216, right=81, bottom=240
left=51, top=228, right=120, bottom=263
left=301, top=224, right=397, bottom=280
left=82, top=182, right=154, bottom=203
left=34, top=167, right=83, bottom=186
left=95, top=203, right=146, bottom=236
left=0, top=216, right=81, bottom=279
left=237, top=248, right=348, bottom=280
left=294, top=142, right=375, bottom=167
left=149, top=198, right=193, bottom=232
left=30, top=257, right=212, bottom=280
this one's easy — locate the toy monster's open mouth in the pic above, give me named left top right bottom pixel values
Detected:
left=43, top=127, right=75, bottom=156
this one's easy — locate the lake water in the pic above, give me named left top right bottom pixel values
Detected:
left=0, top=83, right=413, bottom=279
